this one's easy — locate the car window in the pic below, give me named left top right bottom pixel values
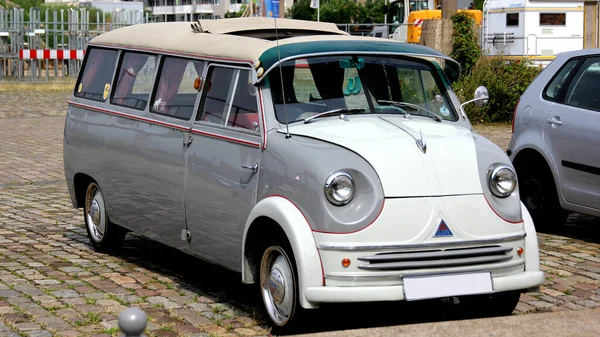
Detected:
left=75, top=48, right=118, bottom=102
left=111, top=52, right=158, bottom=110
left=268, top=55, right=456, bottom=123
left=564, top=57, right=600, bottom=111
left=197, top=67, right=259, bottom=133
left=544, top=59, right=579, bottom=101
left=150, top=57, right=206, bottom=120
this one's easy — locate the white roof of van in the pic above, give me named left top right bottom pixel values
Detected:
left=89, top=18, right=351, bottom=65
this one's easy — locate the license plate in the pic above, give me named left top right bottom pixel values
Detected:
left=403, top=272, right=493, bottom=301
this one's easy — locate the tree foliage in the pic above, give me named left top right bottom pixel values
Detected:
left=286, top=0, right=386, bottom=24
left=450, top=11, right=480, bottom=76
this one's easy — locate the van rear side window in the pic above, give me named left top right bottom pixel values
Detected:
left=150, top=57, right=206, bottom=120
left=75, top=48, right=118, bottom=102
left=112, top=52, right=158, bottom=110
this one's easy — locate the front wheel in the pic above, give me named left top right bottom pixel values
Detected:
left=84, top=182, right=126, bottom=253
left=259, top=245, right=303, bottom=333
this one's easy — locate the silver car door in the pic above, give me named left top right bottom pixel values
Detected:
left=183, top=65, right=263, bottom=271
left=544, top=56, right=600, bottom=210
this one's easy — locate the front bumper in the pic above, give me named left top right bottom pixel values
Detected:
left=304, top=270, right=544, bottom=303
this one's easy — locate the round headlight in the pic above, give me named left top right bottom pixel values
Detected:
left=488, top=164, right=517, bottom=198
left=324, top=171, right=355, bottom=206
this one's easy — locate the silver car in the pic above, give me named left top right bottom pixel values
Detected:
left=63, top=17, right=544, bottom=331
left=508, top=48, right=600, bottom=230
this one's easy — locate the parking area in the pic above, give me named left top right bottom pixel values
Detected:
left=0, top=91, right=599, bottom=337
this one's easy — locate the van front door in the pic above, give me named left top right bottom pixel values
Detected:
left=184, top=65, right=262, bottom=271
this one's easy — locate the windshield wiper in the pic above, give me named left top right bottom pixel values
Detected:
left=303, top=108, right=367, bottom=124
left=377, top=100, right=443, bottom=122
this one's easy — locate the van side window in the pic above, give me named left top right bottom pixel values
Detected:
left=197, top=67, right=259, bottom=132
left=75, top=48, right=118, bottom=102
left=111, top=52, right=158, bottom=110
left=150, top=57, right=206, bottom=120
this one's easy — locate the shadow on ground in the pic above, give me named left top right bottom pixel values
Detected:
left=107, top=232, right=546, bottom=336
left=537, top=213, right=600, bottom=245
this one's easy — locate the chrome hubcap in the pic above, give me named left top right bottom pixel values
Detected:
left=90, top=200, right=100, bottom=227
left=269, top=268, right=286, bottom=305
left=85, top=184, right=106, bottom=242
left=260, top=246, right=295, bottom=326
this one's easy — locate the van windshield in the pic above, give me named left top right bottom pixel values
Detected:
left=267, top=55, right=456, bottom=124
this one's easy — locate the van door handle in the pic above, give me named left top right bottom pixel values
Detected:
left=242, top=163, right=258, bottom=173
left=548, top=117, right=562, bottom=126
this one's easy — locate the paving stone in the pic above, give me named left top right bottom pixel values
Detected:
left=235, top=328, right=258, bottom=336
left=0, top=290, right=19, bottom=298
left=35, top=316, right=71, bottom=331
left=24, top=330, right=52, bottom=337
left=14, top=322, right=40, bottom=331
left=52, top=290, right=79, bottom=298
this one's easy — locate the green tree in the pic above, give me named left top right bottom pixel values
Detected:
left=450, top=11, right=481, bottom=76
left=319, top=0, right=361, bottom=24
left=286, top=0, right=316, bottom=20
left=225, top=3, right=247, bottom=18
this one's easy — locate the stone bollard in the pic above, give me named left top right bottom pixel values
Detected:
left=118, top=307, right=148, bottom=337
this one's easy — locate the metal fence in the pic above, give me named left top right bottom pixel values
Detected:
left=0, top=7, right=148, bottom=82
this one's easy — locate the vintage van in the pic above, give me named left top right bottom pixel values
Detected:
left=63, top=17, right=545, bottom=330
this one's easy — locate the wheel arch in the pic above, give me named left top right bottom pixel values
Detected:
left=241, top=195, right=324, bottom=309
left=512, top=147, right=561, bottom=199
left=73, top=173, right=96, bottom=208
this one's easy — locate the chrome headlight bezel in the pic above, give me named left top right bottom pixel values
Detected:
left=324, top=171, right=355, bottom=206
left=488, top=164, right=517, bottom=198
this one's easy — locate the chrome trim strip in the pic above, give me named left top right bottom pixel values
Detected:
left=325, top=260, right=526, bottom=281
left=317, top=232, right=526, bottom=251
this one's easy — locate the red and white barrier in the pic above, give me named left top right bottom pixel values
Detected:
left=413, top=19, right=424, bottom=27
left=19, top=49, right=86, bottom=60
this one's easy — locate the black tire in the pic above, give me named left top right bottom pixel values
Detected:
left=517, top=162, right=568, bottom=231
left=83, top=182, right=127, bottom=253
left=258, top=240, right=305, bottom=335
left=460, top=291, right=521, bottom=317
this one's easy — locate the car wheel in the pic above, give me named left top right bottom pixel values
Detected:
left=460, top=291, right=521, bottom=317
left=259, top=244, right=303, bottom=333
left=84, top=182, right=126, bottom=253
left=519, top=165, right=568, bottom=230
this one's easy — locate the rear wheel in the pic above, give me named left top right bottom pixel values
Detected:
left=518, top=162, right=568, bottom=230
left=84, top=182, right=126, bottom=253
left=259, top=244, right=303, bottom=333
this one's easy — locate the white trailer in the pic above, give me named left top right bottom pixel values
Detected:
left=482, top=0, right=583, bottom=64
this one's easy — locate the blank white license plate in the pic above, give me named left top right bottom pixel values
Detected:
left=403, top=272, right=493, bottom=301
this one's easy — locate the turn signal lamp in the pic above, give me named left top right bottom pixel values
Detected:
left=517, top=247, right=524, bottom=257
left=341, top=258, right=351, bottom=268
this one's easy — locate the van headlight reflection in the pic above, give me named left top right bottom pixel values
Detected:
left=488, top=164, right=517, bottom=198
left=325, top=171, right=355, bottom=206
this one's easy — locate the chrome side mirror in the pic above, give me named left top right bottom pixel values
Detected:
left=460, top=85, right=490, bottom=114
left=474, top=86, right=489, bottom=107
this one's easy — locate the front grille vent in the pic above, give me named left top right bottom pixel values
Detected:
left=357, top=245, right=512, bottom=271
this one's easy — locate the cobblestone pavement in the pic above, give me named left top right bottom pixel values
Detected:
left=0, top=92, right=599, bottom=337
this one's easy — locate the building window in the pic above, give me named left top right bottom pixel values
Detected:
left=506, top=13, right=519, bottom=27
left=540, top=13, right=566, bottom=26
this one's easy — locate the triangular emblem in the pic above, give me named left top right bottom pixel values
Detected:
left=433, top=219, right=453, bottom=237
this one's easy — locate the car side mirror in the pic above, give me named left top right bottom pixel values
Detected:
left=460, top=85, right=490, bottom=115
left=473, top=86, right=489, bottom=107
